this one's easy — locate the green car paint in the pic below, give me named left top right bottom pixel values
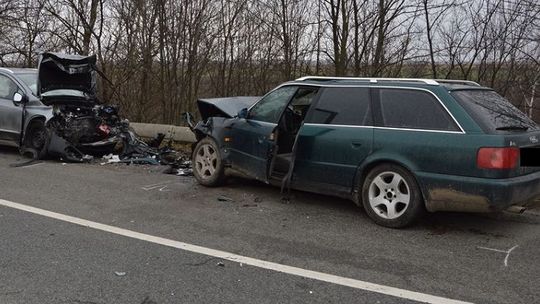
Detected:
left=192, top=78, right=540, bottom=215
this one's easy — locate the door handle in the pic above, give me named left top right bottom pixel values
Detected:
left=351, top=141, right=363, bottom=148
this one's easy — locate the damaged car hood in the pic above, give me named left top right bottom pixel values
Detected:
left=197, top=96, right=260, bottom=120
left=38, top=52, right=97, bottom=106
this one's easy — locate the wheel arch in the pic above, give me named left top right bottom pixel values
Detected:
left=352, top=156, right=428, bottom=208
left=22, top=115, right=47, bottom=144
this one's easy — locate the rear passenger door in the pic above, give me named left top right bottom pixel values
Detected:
left=372, top=88, right=465, bottom=176
left=293, top=87, right=373, bottom=194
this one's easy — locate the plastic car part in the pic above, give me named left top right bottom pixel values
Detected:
left=46, top=131, right=88, bottom=163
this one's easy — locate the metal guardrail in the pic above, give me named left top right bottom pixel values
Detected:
left=130, top=122, right=196, bottom=143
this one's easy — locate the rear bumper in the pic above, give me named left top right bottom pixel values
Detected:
left=417, top=170, right=540, bottom=212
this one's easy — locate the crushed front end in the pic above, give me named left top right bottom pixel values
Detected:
left=37, top=52, right=122, bottom=161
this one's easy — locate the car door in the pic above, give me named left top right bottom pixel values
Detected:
left=228, top=85, right=299, bottom=182
left=293, top=87, right=374, bottom=195
left=0, top=74, right=23, bottom=142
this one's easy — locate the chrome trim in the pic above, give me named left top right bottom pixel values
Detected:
left=435, top=79, right=481, bottom=87
left=245, top=120, right=277, bottom=127
left=295, top=76, right=440, bottom=85
left=303, top=123, right=465, bottom=134
left=0, top=68, right=13, bottom=73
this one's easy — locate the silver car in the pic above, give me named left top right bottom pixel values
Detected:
left=0, top=67, right=51, bottom=153
left=0, top=52, right=121, bottom=160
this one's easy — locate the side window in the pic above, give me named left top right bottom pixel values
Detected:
left=288, top=87, right=319, bottom=119
left=249, top=86, right=298, bottom=123
left=379, top=89, right=459, bottom=131
left=306, top=87, right=372, bottom=126
left=0, top=74, right=18, bottom=100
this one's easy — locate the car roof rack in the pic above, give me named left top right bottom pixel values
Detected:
left=434, top=79, right=481, bottom=87
left=295, top=76, right=482, bottom=87
left=295, top=76, right=440, bottom=85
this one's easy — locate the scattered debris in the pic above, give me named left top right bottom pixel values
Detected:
left=216, top=262, right=225, bottom=267
left=217, top=196, right=234, bottom=202
left=114, top=271, right=126, bottom=277
left=9, top=147, right=42, bottom=168
left=162, top=159, right=193, bottom=176
left=140, top=296, right=158, bottom=304
left=242, top=203, right=258, bottom=208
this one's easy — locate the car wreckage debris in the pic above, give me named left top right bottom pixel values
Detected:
left=96, top=127, right=193, bottom=174
left=13, top=52, right=193, bottom=175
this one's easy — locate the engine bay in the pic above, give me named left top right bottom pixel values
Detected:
left=47, top=104, right=120, bottom=145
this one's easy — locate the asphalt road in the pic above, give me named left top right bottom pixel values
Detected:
left=1, top=146, right=539, bottom=304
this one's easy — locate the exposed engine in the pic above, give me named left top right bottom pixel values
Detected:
left=47, top=104, right=120, bottom=145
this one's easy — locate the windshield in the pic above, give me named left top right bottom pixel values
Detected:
left=451, top=89, right=539, bottom=133
left=15, top=72, right=38, bottom=96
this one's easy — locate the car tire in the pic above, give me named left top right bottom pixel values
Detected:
left=361, top=164, right=425, bottom=228
left=23, top=120, right=48, bottom=159
left=192, top=137, right=225, bottom=187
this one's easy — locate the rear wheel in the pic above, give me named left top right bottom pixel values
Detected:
left=361, top=164, right=424, bottom=228
left=192, top=137, right=225, bottom=187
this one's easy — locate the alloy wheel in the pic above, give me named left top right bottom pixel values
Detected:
left=194, top=143, right=218, bottom=180
left=368, top=171, right=411, bottom=219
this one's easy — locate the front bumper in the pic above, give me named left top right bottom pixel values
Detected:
left=417, top=170, right=540, bottom=212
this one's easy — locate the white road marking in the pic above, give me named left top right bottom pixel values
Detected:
left=0, top=198, right=472, bottom=304
left=141, top=182, right=171, bottom=192
left=477, top=245, right=519, bottom=267
left=19, top=162, right=44, bottom=168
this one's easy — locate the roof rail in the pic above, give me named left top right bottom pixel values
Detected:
left=295, top=76, right=439, bottom=85
left=0, top=67, right=13, bottom=73
left=434, top=79, right=481, bottom=87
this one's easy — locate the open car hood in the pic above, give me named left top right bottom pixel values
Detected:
left=38, top=52, right=97, bottom=106
left=197, top=96, right=260, bottom=120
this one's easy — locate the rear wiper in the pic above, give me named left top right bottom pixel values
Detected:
left=496, top=125, right=529, bottom=131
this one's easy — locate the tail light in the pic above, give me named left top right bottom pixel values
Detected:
left=477, top=147, right=519, bottom=169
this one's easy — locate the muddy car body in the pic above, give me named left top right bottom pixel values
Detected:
left=0, top=53, right=121, bottom=160
left=190, top=76, right=540, bottom=228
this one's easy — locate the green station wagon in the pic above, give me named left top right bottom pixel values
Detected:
left=188, top=76, right=540, bottom=228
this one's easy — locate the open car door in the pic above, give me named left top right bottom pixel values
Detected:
left=227, top=86, right=299, bottom=182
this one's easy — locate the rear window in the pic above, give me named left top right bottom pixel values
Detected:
left=451, top=90, right=539, bottom=133
left=378, top=88, right=460, bottom=131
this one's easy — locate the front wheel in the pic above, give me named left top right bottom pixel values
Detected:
left=361, top=164, right=425, bottom=228
left=23, top=121, right=48, bottom=159
left=192, top=137, right=225, bottom=187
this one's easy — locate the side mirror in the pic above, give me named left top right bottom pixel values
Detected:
left=237, top=108, right=248, bottom=119
left=13, top=92, right=26, bottom=106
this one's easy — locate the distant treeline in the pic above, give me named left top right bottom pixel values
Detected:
left=1, top=0, right=539, bottom=124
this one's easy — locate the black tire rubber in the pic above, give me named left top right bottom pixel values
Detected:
left=192, top=137, right=225, bottom=187
left=23, top=121, right=48, bottom=160
left=361, top=164, right=425, bottom=228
